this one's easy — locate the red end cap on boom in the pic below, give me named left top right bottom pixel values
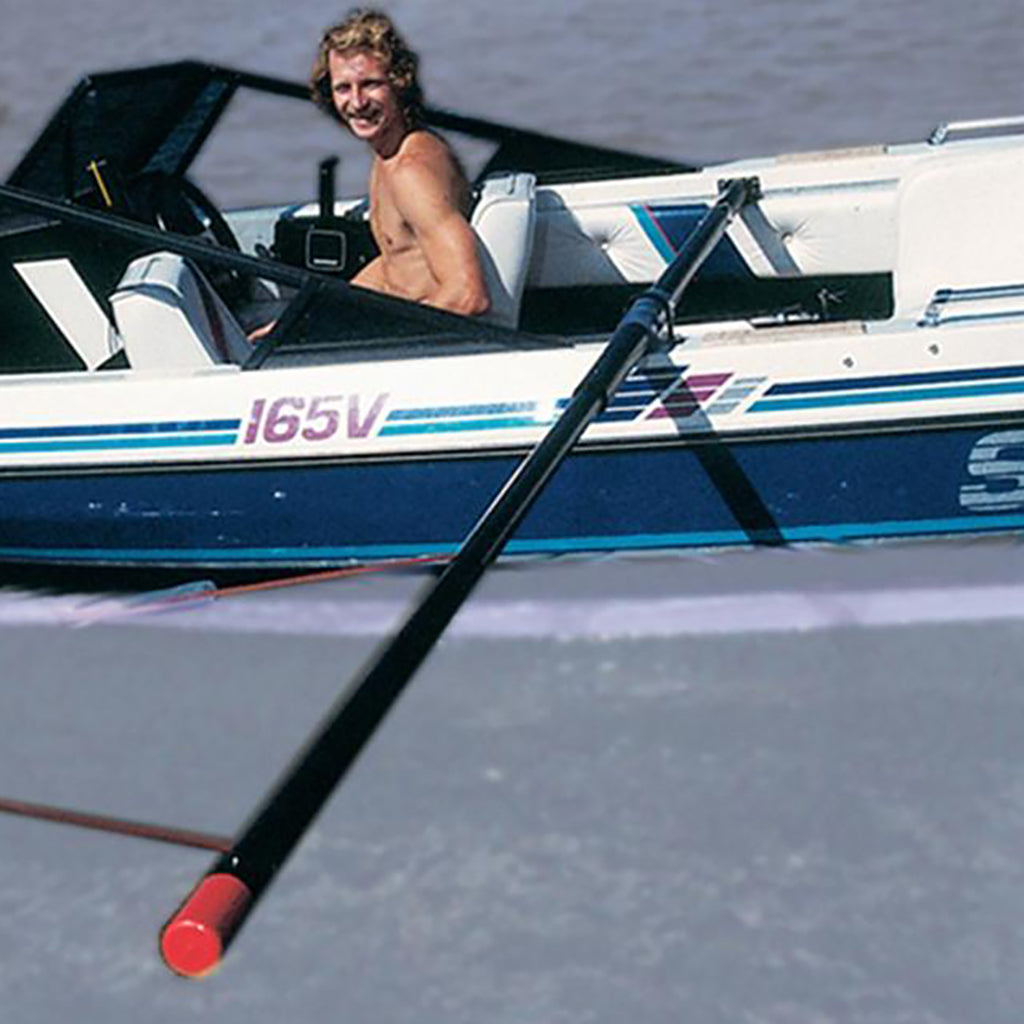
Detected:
left=160, top=873, right=253, bottom=978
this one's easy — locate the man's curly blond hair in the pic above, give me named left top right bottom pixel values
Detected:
left=310, top=9, right=424, bottom=126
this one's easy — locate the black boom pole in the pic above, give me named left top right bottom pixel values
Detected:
left=159, top=176, right=760, bottom=978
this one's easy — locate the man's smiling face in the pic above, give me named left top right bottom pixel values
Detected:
left=329, top=49, right=405, bottom=149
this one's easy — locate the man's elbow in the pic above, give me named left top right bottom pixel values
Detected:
left=441, top=281, right=490, bottom=317
left=459, top=286, right=490, bottom=317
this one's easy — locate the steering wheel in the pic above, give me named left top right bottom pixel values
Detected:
left=128, top=171, right=240, bottom=251
left=127, top=170, right=253, bottom=306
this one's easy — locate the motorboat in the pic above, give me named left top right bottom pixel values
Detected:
left=3, top=60, right=1024, bottom=570
left=6, top=60, right=1024, bottom=975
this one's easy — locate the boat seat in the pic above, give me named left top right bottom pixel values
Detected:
left=526, top=170, right=899, bottom=291
left=893, top=147, right=1024, bottom=320
left=470, top=172, right=537, bottom=328
left=109, top=251, right=251, bottom=370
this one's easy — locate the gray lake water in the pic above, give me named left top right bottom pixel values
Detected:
left=3, top=2, right=1024, bottom=1022
left=4, top=0, right=1024, bottom=197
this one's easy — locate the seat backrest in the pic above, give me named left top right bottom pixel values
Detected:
left=470, top=172, right=537, bottom=328
left=894, top=147, right=1024, bottom=319
left=524, top=164, right=900, bottom=292
left=14, top=257, right=124, bottom=369
left=109, top=252, right=251, bottom=370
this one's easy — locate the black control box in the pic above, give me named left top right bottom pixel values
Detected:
left=272, top=156, right=378, bottom=279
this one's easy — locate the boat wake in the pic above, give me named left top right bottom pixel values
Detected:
left=1, top=580, right=1023, bottom=639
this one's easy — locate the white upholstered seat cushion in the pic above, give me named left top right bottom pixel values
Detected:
left=110, top=252, right=251, bottom=369
left=470, top=172, right=537, bottom=328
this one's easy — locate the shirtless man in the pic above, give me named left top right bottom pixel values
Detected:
left=310, top=10, right=489, bottom=316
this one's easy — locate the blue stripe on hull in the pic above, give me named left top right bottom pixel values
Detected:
left=751, top=380, right=1024, bottom=412
left=765, top=363, right=1024, bottom=397
left=0, top=419, right=241, bottom=439
left=0, top=421, right=1016, bottom=566
left=0, top=434, right=238, bottom=454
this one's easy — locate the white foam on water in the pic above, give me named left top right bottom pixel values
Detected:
left=2, top=582, right=1023, bottom=639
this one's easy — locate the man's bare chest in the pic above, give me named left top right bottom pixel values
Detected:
left=367, top=174, right=416, bottom=256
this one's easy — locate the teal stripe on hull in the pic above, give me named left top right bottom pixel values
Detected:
left=379, top=416, right=546, bottom=436
left=3, top=512, right=1024, bottom=564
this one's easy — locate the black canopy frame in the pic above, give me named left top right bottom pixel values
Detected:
left=7, top=60, right=688, bottom=203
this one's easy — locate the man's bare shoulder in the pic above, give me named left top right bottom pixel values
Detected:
left=395, top=128, right=461, bottom=168
left=388, top=130, right=469, bottom=207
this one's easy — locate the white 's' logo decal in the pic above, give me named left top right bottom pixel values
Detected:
left=961, top=430, right=1024, bottom=511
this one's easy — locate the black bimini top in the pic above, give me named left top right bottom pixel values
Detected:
left=9, top=63, right=243, bottom=200
left=8, top=60, right=687, bottom=202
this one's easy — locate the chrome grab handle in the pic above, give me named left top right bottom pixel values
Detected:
left=921, top=283, right=1024, bottom=326
left=929, top=116, right=1024, bottom=145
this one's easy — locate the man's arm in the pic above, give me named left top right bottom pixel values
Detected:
left=389, top=154, right=490, bottom=316
left=351, top=255, right=389, bottom=292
